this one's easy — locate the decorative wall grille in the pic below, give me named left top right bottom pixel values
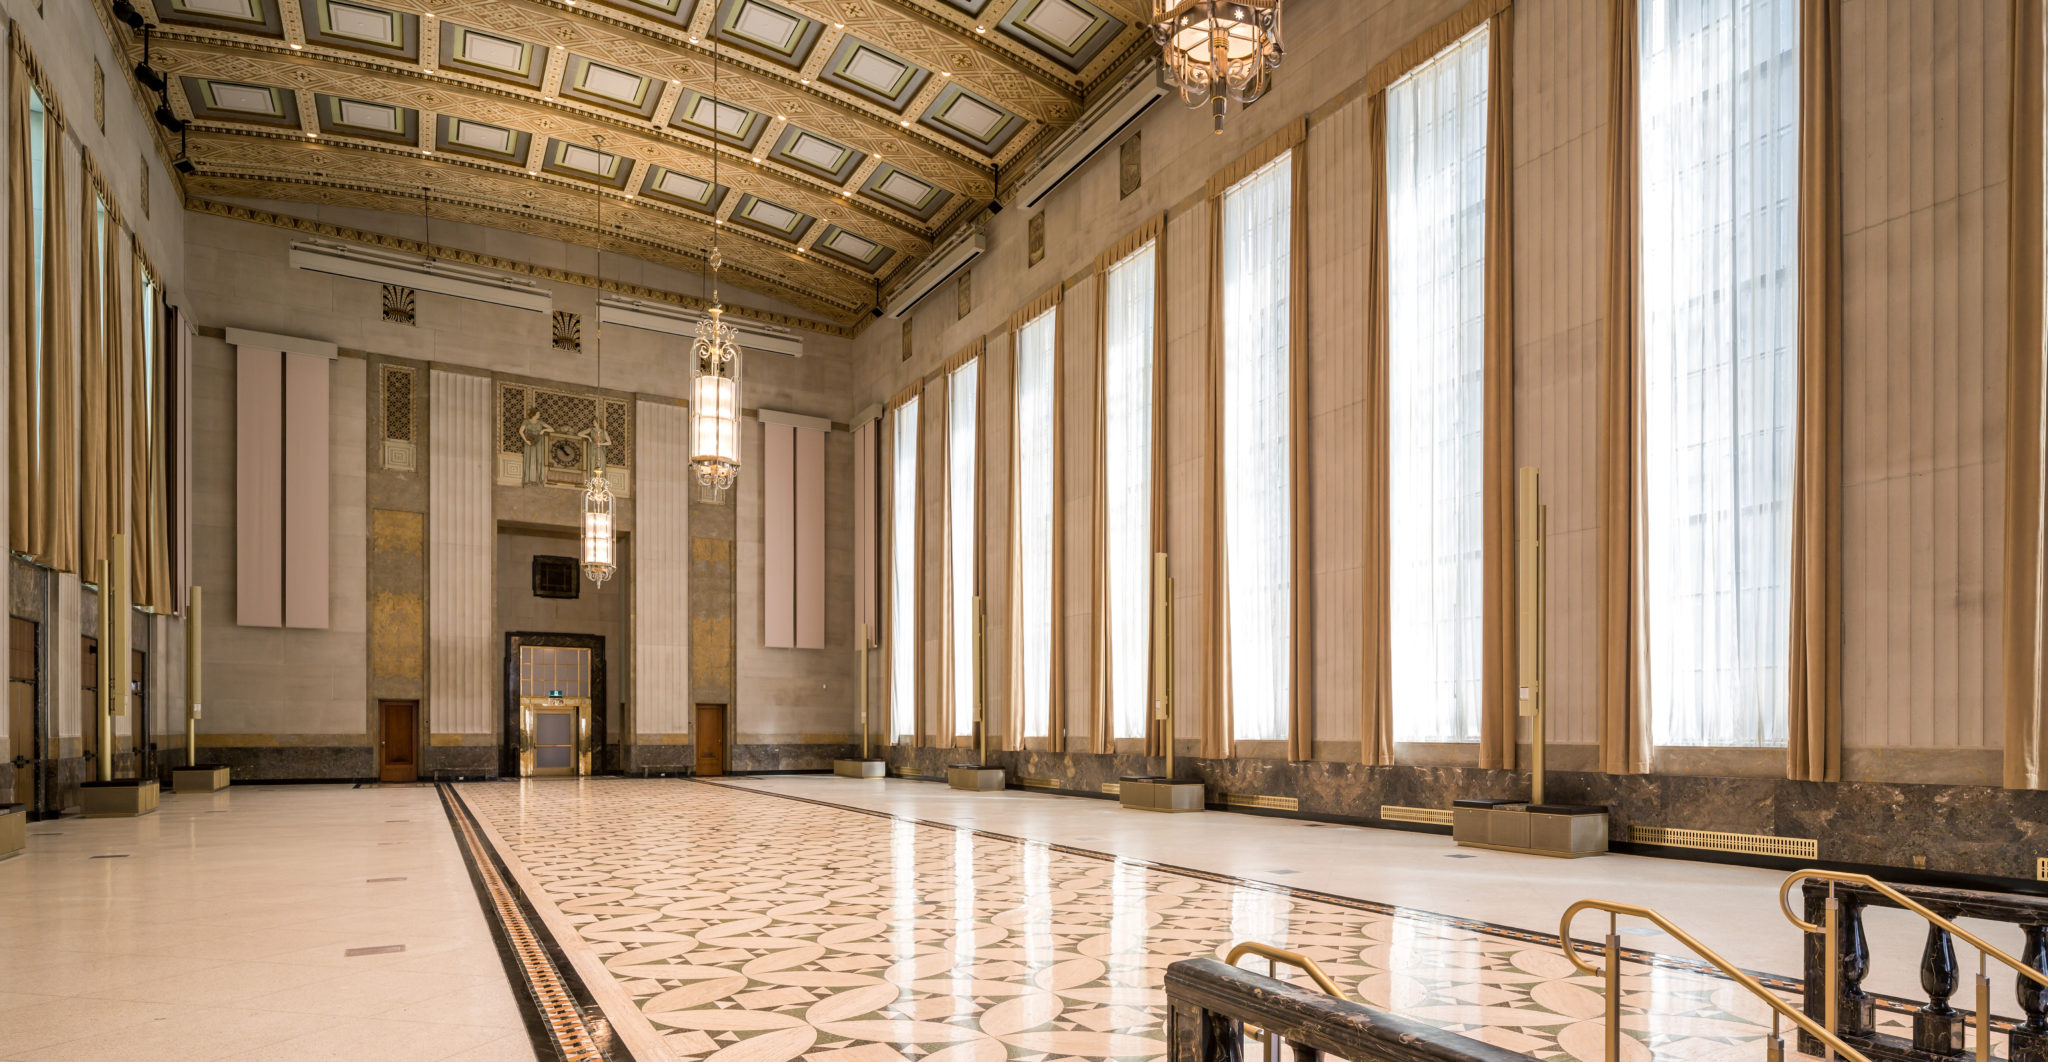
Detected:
left=381, top=283, right=416, bottom=325
left=380, top=365, right=416, bottom=471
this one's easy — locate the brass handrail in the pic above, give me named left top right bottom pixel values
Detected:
left=1780, top=869, right=2048, bottom=1062
left=1225, top=941, right=1345, bottom=998
left=1561, top=899, right=1872, bottom=1062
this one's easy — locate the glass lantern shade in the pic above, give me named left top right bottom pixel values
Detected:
left=691, top=368, right=740, bottom=490
left=1152, top=0, right=1284, bottom=131
left=582, top=468, right=615, bottom=585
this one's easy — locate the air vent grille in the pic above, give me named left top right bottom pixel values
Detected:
left=1100, top=782, right=1121, bottom=795
left=1221, top=793, right=1298, bottom=811
left=1628, top=825, right=1817, bottom=860
left=1381, top=805, right=1453, bottom=826
left=1017, top=776, right=1056, bottom=789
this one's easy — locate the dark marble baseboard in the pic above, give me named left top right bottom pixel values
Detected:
left=875, top=746, right=2048, bottom=882
left=624, top=744, right=694, bottom=774
left=196, top=746, right=378, bottom=781
left=422, top=746, right=496, bottom=778
left=729, top=743, right=858, bottom=773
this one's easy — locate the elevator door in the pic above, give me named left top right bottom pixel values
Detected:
left=516, top=645, right=591, bottom=777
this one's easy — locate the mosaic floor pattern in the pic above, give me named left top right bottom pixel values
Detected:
left=451, top=779, right=1864, bottom=1062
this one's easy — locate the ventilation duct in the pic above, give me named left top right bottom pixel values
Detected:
left=289, top=239, right=552, bottom=313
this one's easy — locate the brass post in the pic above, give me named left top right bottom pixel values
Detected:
left=1825, top=889, right=1840, bottom=1062
left=1152, top=552, right=1168, bottom=772
left=1535, top=500, right=1547, bottom=807
left=1164, top=571, right=1176, bottom=780
left=186, top=586, right=201, bottom=767
left=857, top=620, right=869, bottom=760
left=94, top=558, right=111, bottom=782
left=1975, top=956, right=1989, bottom=1062
left=112, top=534, right=131, bottom=779
left=1517, top=468, right=1547, bottom=806
left=974, top=595, right=986, bottom=764
left=1604, top=918, right=1620, bottom=1062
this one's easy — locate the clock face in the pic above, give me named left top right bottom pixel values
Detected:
left=549, top=437, right=584, bottom=469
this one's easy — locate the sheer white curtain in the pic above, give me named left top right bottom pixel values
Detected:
left=1016, top=311, right=1057, bottom=739
left=1221, top=155, right=1293, bottom=743
left=1387, top=27, right=1490, bottom=744
left=890, top=396, right=920, bottom=742
left=947, top=361, right=979, bottom=740
left=1640, top=0, right=1798, bottom=748
left=1104, top=243, right=1156, bottom=742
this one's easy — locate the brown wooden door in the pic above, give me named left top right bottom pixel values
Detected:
left=8, top=618, right=35, bottom=806
left=694, top=704, right=725, bottom=777
left=378, top=700, right=418, bottom=782
left=79, top=636, right=96, bottom=767
left=130, top=649, right=148, bottom=780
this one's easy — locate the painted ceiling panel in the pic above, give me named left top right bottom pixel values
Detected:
left=118, top=0, right=1154, bottom=324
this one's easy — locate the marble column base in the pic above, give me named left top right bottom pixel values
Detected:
left=1913, top=1008, right=1966, bottom=1055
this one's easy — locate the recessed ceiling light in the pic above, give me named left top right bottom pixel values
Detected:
left=752, top=156, right=761, bottom=161
left=671, top=79, right=680, bottom=85
left=290, top=42, right=302, bottom=49
left=775, top=114, right=785, bottom=120
left=543, top=96, right=553, bottom=101
left=975, top=25, right=985, bottom=33
left=424, top=12, right=433, bottom=17
left=899, top=120, right=909, bottom=126
left=424, top=147, right=433, bottom=153
left=834, top=22, right=843, bottom=28
left=689, top=36, right=698, bottom=42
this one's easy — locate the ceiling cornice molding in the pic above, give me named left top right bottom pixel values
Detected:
left=185, top=196, right=859, bottom=337
left=184, top=164, right=871, bottom=319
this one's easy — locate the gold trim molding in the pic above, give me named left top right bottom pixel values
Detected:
left=186, top=198, right=854, bottom=338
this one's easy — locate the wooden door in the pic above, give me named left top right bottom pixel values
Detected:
left=378, top=700, right=418, bottom=782
left=130, top=649, right=148, bottom=780
left=79, top=636, right=96, bottom=767
left=8, top=618, right=35, bottom=806
left=694, top=704, right=725, bottom=777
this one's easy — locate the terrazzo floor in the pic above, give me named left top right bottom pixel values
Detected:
left=454, top=777, right=1961, bottom=1062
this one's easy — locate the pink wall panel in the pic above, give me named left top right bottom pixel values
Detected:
left=282, top=352, right=331, bottom=629
left=762, top=421, right=796, bottom=649
left=235, top=348, right=283, bottom=628
left=795, top=426, right=826, bottom=649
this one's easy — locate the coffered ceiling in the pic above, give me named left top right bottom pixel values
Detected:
left=104, top=0, right=1155, bottom=327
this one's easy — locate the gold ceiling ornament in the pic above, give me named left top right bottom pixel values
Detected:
left=583, top=139, right=616, bottom=587
left=689, top=39, right=740, bottom=494
left=1151, top=0, right=1284, bottom=132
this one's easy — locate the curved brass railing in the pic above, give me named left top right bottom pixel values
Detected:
left=1561, top=899, right=1872, bottom=1062
left=1780, top=870, right=2048, bottom=1062
left=1225, top=941, right=1346, bottom=998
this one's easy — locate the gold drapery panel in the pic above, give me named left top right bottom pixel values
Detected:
left=1786, top=0, right=1844, bottom=783
left=2005, top=0, right=2048, bottom=789
left=1478, top=7, right=1518, bottom=771
left=1598, top=0, right=1651, bottom=775
left=8, top=32, right=76, bottom=572
left=1359, top=94, right=1393, bottom=767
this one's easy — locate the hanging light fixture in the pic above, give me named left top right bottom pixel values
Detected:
left=582, top=144, right=617, bottom=585
left=1151, top=1, right=1285, bottom=133
left=689, top=35, right=742, bottom=492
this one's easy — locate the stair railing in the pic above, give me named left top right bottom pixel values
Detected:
left=1780, top=870, right=2048, bottom=1062
left=1561, top=898, right=1873, bottom=1062
left=1224, top=941, right=1345, bottom=1062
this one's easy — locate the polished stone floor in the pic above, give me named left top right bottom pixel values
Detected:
left=0, top=785, right=540, bottom=1062
left=454, top=777, right=1974, bottom=1062
left=0, top=778, right=2021, bottom=1062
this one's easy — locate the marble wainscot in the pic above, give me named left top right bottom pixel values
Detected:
left=875, top=747, right=2048, bottom=882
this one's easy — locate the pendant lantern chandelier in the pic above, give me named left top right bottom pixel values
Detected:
left=1151, top=0, right=1285, bottom=133
left=689, top=36, right=743, bottom=492
left=582, top=147, right=616, bottom=586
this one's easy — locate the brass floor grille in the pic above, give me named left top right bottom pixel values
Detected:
left=1627, top=825, right=1817, bottom=860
